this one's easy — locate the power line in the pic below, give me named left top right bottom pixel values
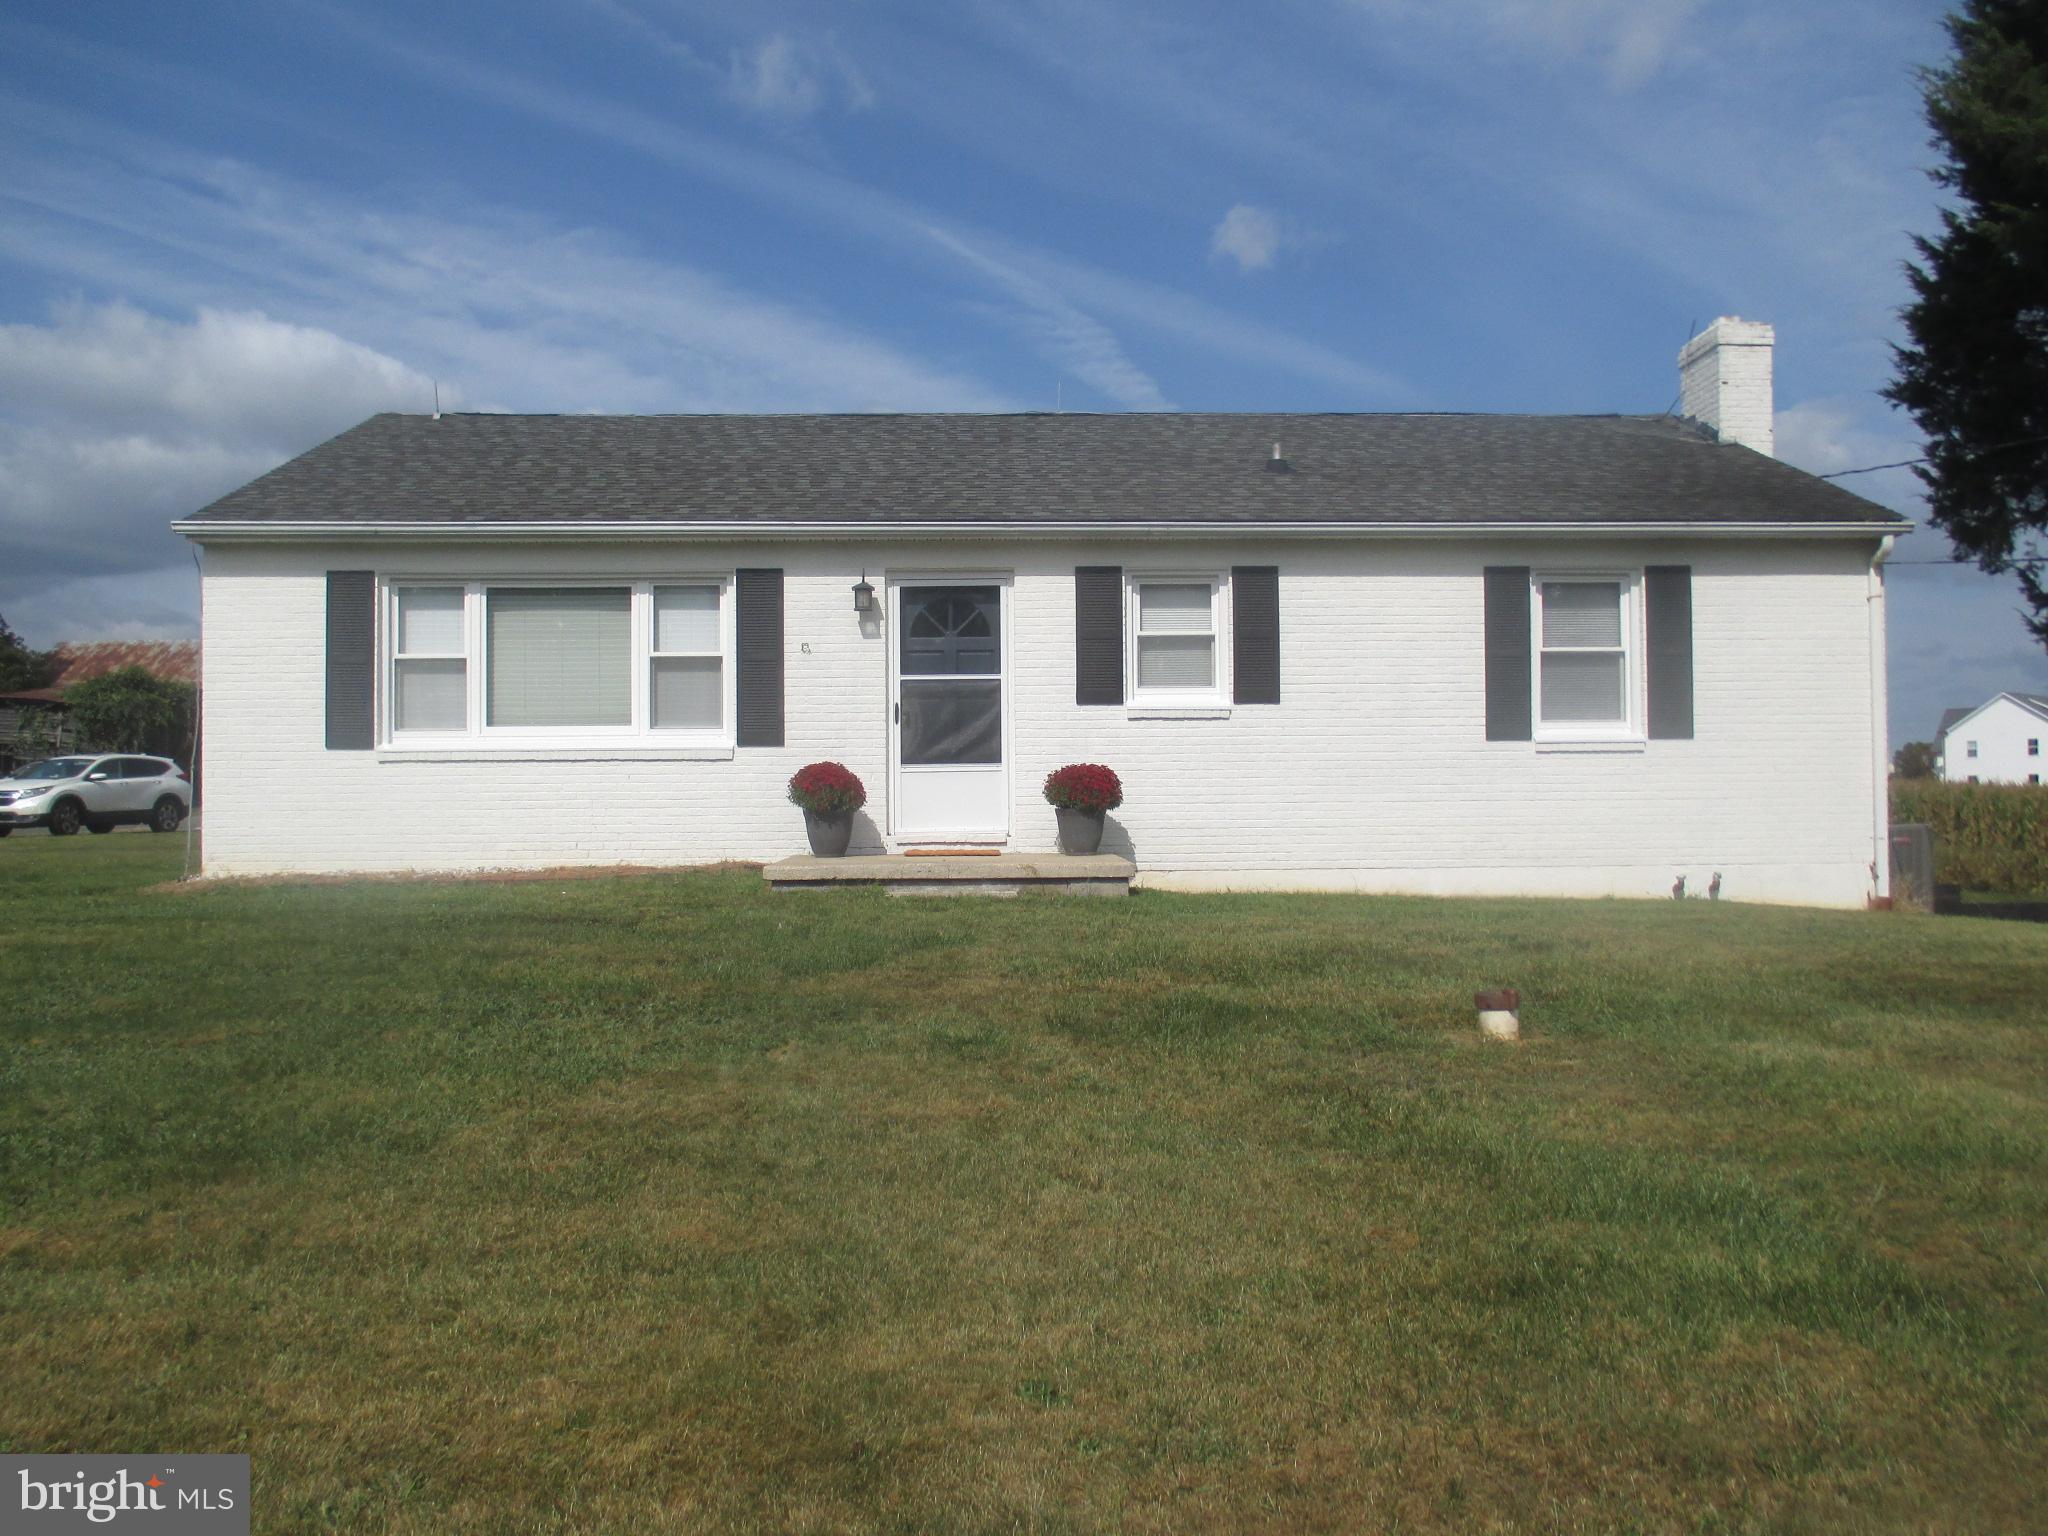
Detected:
left=1819, top=457, right=1928, bottom=479
left=1889, top=556, right=2048, bottom=567
left=1817, top=433, right=2048, bottom=480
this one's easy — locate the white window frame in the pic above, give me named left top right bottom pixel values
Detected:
left=381, top=576, right=735, bottom=750
left=1126, top=572, right=1230, bottom=708
left=1531, top=571, right=1642, bottom=742
left=390, top=585, right=470, bottom=736
left=647, top=582, right=735, bottom=736
left=1967, top=740, right=1979, bottom=758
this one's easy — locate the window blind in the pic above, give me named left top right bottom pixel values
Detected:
left=397, top=587, right=464, bottom=654
left=1540, top=654, right=1624, bottom=721
left=652, top=584, right=722, bottom=731
left=1539, top=582, right=1625, bottom=725
left=1540, top=583, right=1621, bottom=647
left=654, top=585, right=719, bottom=652
left=487, top=587, right=632, bottom=727
left=1137, top=582, right=1215, bottom=690
left=651, top=658, right=721, bottom=730
left=395, top=660, right=467, bottom=732
left=1139, top=583, right=1212, bottom=631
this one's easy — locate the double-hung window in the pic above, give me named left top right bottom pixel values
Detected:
left=393, top=587, right=469, bottom=733
left=386, top=579, right=733, bottom=746
left=1129, top=576, right=1227, bottom=705
left=1534, top=575, right=1636, bottom=737
left=650, top=585, right=725, bottom=732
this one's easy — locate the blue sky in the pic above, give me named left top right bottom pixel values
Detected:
left=1, top=0, right=2040, bottom=744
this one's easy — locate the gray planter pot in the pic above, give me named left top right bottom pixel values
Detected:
left=1055, top=806, right=1105, bottom=856
left=803, top=809, right=854, bottom=858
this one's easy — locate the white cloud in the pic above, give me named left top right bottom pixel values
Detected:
left=1343, top=0, right=1702, bottom=90
left=0, top=300, right=441, bottom=446
left=576, top=0, right=714, bottom=78
left=0, top=137, right=1016, bottom=643
left=1025, top=247, right=1411, bottom=403
left=725, top=32, right=874, bottom=119
left=1209, top=204, right=1284, bottom=273
left=921, top=226, right=1168, bottom=410
left=1775, top=395, right=1904, bottom=475
left=1493, top=0, right=1701, bottom=90
left=1773, top=395, right=1925, bottom=517
left=276, top=10, right=1400, bottom=399
left=0, top=139, right=1015, bottom=416
left=0, top=303, right=441, bottom=585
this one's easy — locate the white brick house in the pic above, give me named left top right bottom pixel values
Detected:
left=177, top=319, right=1909, bottom=906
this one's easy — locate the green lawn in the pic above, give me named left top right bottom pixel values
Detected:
left=2, top=838, right=2043, bottom=1533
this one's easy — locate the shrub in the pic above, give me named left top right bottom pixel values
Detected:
left=1890, top=778, right=2048, bottom=894
left=1043, top=763, right=1123, bottom=813
left=788, top=762, right=866, bottom=816
left=65, top=665, right=195, bottom=760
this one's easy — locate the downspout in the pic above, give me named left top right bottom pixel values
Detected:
left=1868, top=535, right=1895, bottom=900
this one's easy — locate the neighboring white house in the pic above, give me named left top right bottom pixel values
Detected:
left=175, top=318, right=1909, bottom=906
left=1934, top=693, right=2048, bottom=784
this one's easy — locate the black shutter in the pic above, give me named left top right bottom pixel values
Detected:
left=1232, top=565, right=1280, bottom=704
left=1483, top=566, right=1532, bottom=742
left=735, top=568, right=784, bottom=747
left=325, top=570, right=375, bottom=750
left=1075, top=566, right=1124, bottom=705
left=1645, top=565, right=1694, bottom=739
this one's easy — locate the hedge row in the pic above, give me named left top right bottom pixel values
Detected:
left=1890, top=778, right=2048, bottom=895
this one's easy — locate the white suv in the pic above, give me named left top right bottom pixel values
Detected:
left=0, top=755, right=193, bottom=837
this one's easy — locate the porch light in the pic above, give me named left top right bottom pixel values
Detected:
left=852, top=572, right=876, bottom=613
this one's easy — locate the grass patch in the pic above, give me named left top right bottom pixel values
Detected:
left=2, top=838, right=2045, bottom=1531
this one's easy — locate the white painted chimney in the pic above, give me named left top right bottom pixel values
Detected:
left=1677, top=316, right=1774, bottom=457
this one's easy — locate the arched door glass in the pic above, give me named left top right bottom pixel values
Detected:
left=899, top=585, right=1001, bottom=765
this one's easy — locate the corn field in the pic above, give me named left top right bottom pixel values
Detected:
left=1891, top=778, right=2048, bottom=895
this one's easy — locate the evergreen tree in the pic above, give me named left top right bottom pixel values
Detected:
left=0, top=613, right=57, bottom=693
left=1885, top=2, right=2048, bottom=640
left=1893, top=740, right=1939, bottom=778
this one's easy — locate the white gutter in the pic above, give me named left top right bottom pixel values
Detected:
left=174, top=518, right=1913, bottom=541
left=1869, top=534, right=1896, bottom=902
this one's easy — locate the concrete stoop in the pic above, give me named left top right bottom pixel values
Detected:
left=764, top=853, right=1134, bottom=897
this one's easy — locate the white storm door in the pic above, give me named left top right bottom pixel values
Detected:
left=892, top=584, right=1008, bottom=842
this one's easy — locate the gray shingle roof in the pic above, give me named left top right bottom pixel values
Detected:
left=1939, top=695, right=2048, bottom=739
left=180, top=412, right=1909, bottom=531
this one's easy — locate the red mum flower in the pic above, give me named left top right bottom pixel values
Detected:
left=1042, top=763, right=1123, bottom=812
left=788, top=761, right=867, bottom=815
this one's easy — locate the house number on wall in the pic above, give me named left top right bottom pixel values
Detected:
left=799, top=643, right=813, bottom=654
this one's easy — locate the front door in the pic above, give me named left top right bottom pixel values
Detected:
left=893, top=584, right=1007, bottom=842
